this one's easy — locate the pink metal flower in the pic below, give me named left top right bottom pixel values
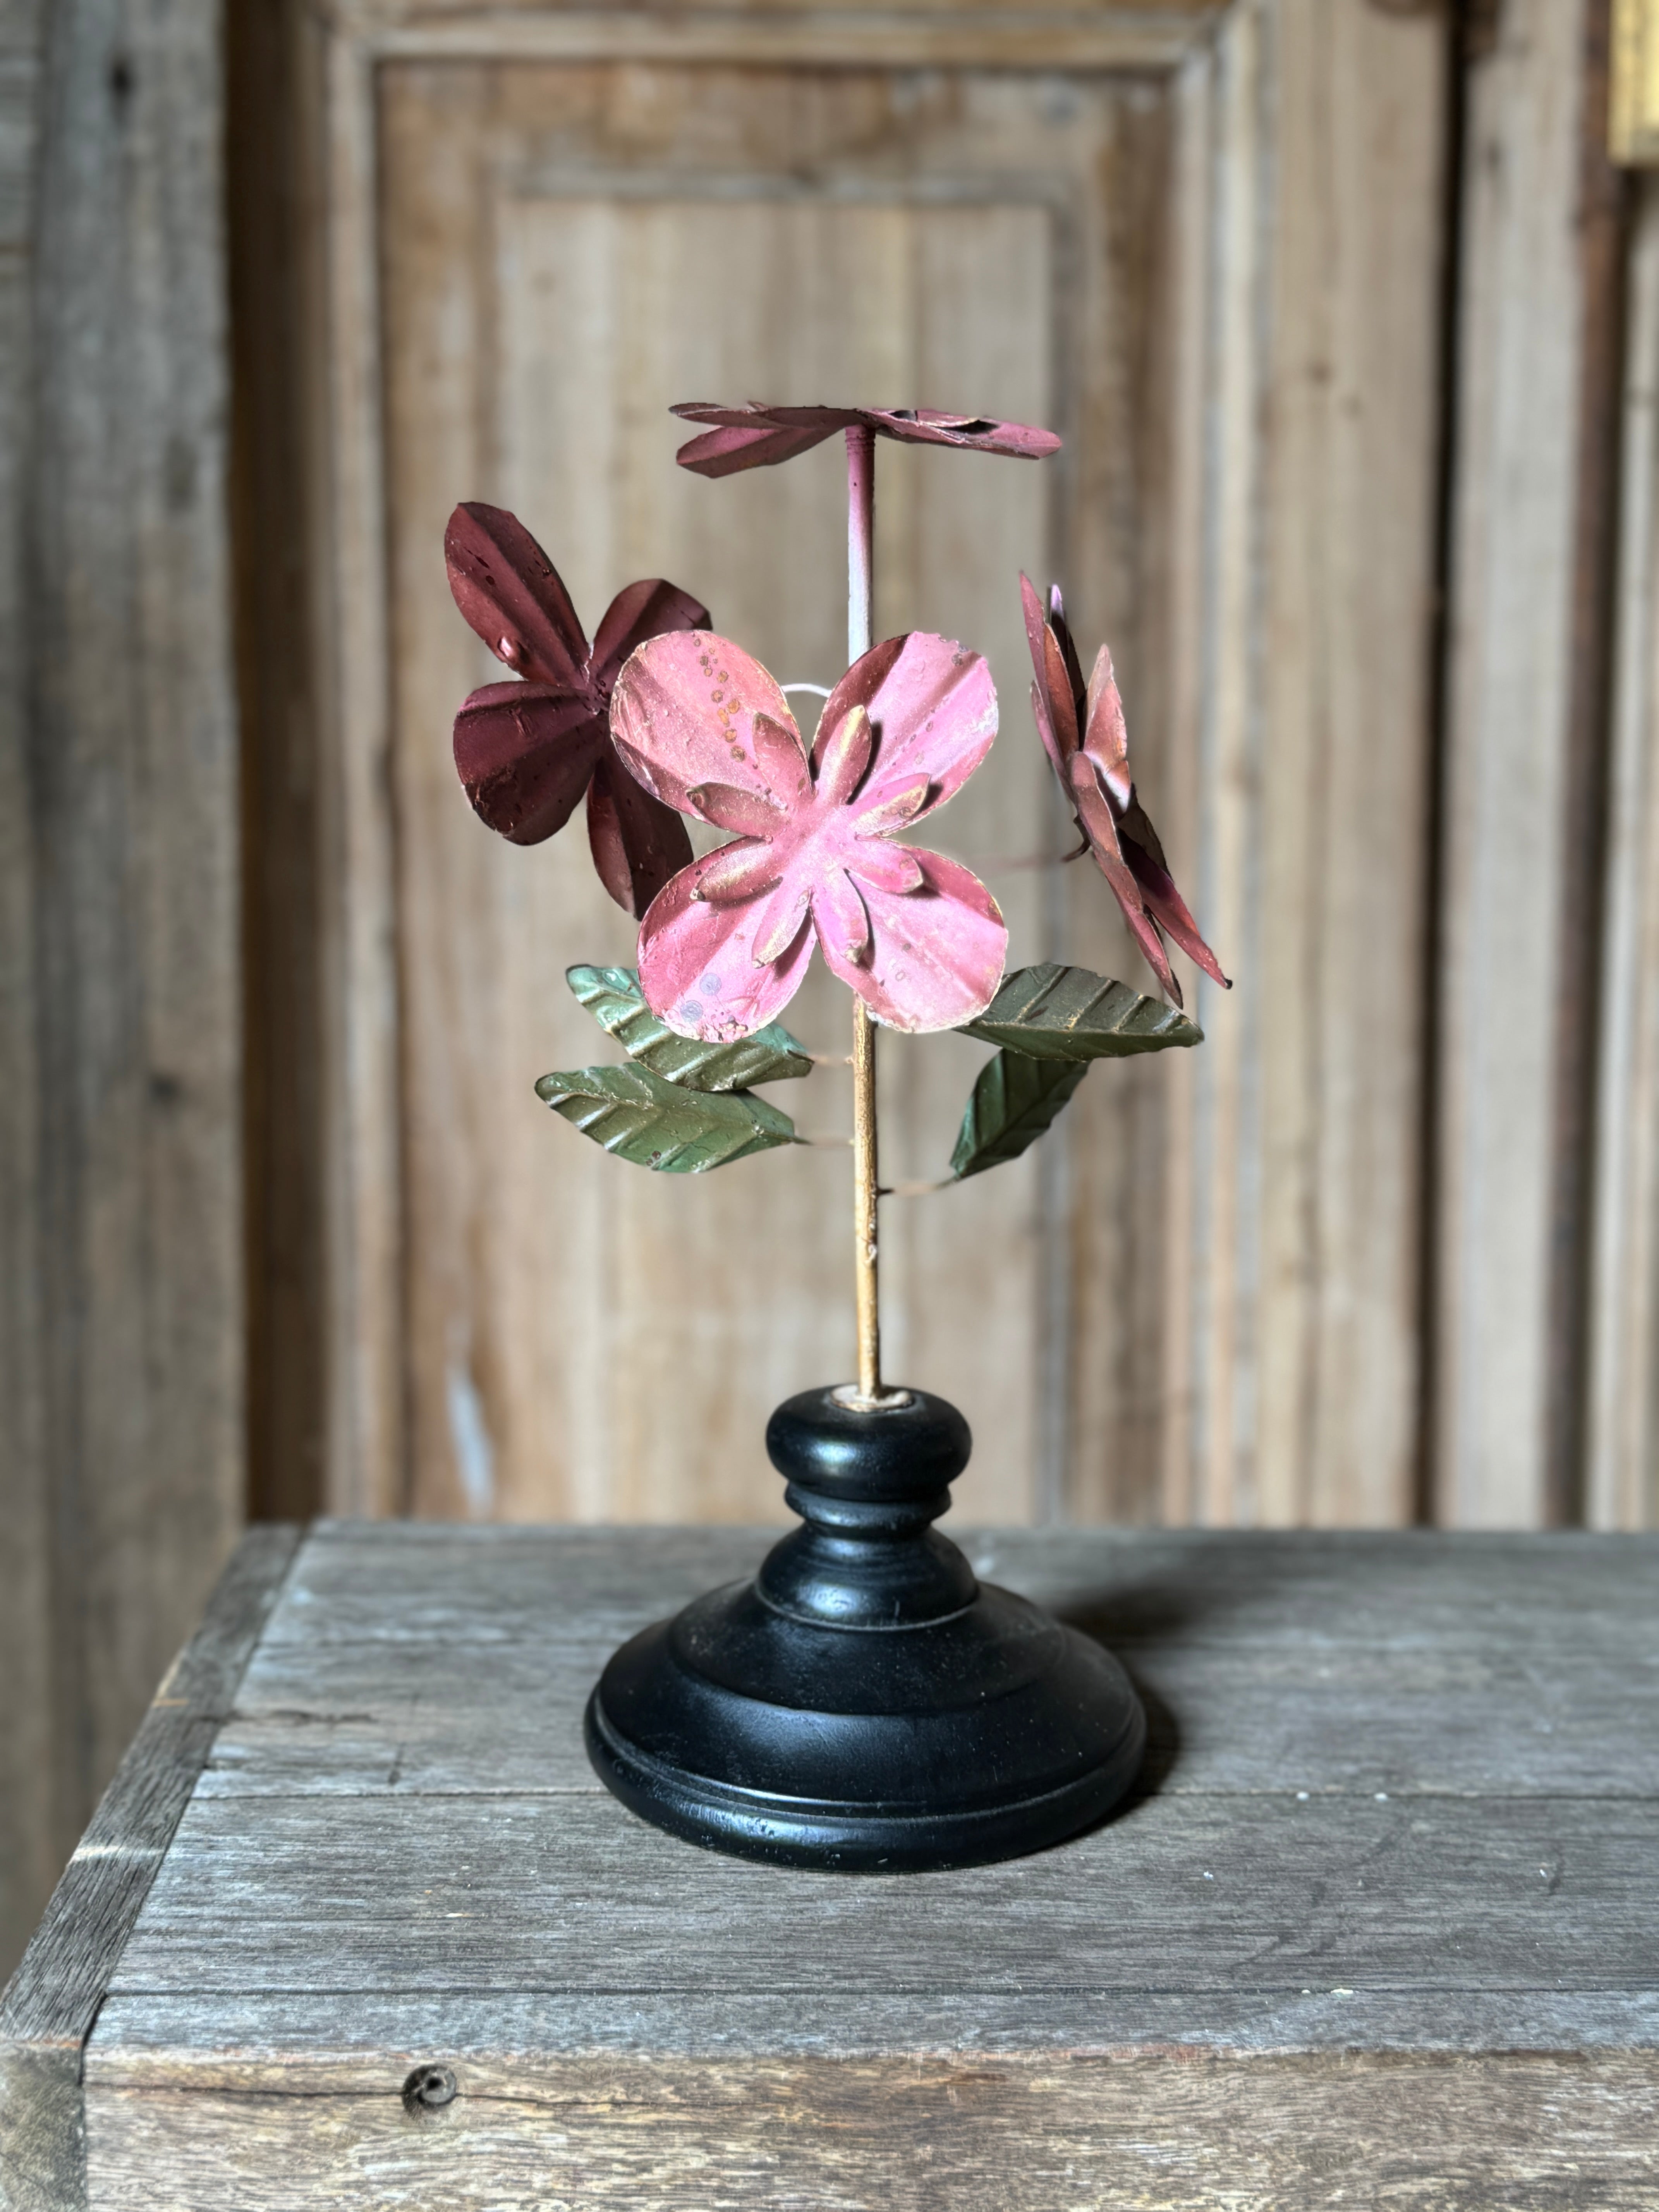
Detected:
left=446, top=502, right=709, bottom=916
left=610, top=630, right=1008, bottom=1039
left=1022, top=574, right=1229, bottom=1008
left=671, top=402, right=1061, bottom=478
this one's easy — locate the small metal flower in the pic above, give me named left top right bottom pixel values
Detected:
left=1022, top=574, right=1229, bottom=1008
left=611, top=629, right=1008, bottom=1039
left=671, top=402, right=1061, bottom=478
left=446, top=502, right=709, bottom=915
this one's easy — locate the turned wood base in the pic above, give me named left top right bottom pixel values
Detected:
left=585, top=1386, right=1147, bottom=1870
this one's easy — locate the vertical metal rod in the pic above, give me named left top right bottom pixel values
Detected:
left=852, top=996, right=881, bottom=1401
left=847, top=423, right=874, bottom=662
left=846, top=425, right=881, bottom=1402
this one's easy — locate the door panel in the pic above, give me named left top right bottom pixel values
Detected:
left=382, top=63, right=1137, bottom=1521
left=300, top=1, right=1447, bottom=1528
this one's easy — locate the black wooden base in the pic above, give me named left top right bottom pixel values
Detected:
left=585, top=1385, right=1146, bottom=1870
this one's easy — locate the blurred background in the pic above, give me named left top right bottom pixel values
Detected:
left=5, top=0, right=1659, bottom=1975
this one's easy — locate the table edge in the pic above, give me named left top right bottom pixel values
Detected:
left=0, top=1523, right=303, bottom=2212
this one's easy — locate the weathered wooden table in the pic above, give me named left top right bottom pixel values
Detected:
left=3, top=1523, right=1657, bottom=2210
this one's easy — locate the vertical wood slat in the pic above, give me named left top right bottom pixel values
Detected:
left=230, top=0, right=330, bottom=1522
left=1589, top=172, right=1659, bottom=1530
left=0, top=0, right=242, bottom=1977
left=1436, top=0, right=1597, bottom=1526
left=1071, top=0, right=1444, bottom=1528
left=1254, top=0, right=1444, bottom=1526
left=1545, top=0, right=1627, bottom=1529
left=318, top=29, right=404, bottom=1518
left=0, top=0, right=53, bottom=1990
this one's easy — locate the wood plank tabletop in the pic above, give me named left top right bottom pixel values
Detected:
left=4, top=1523, right=1657, bottom=2210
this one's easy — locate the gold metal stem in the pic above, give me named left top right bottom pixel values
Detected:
left=852, top=996, right=881, bottom=1400
left=845, top=422, right=883, bottom=1405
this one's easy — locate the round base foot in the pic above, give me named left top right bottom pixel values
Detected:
left=586, top=1576, right=1146, bottom=1872
left=585, top=1385, right=1146, bottom=1871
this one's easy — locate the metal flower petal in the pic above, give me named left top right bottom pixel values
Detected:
left=1021, top=572, right=1230, bottom=1006
left=816, top=632, right=996, bottom=821
left=671, top=402, right=1061, bottom=478
left=608, top=634, right=800, bottom=817
left=452, top=681, right=605, bottom=847
left=816, top=849, right=1008, bottom=1034
left=447, top=501, right=589, bottom=691
left=635, top=853, right=819, bottom=1043
left=612, top=630, right=1009, bottom=1038
left=445, top=501, right=708, bottom=914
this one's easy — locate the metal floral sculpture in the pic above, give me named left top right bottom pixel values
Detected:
left=670, top=400, right=1061, bottom=476
left=611, top=630, right=1006, bottom=1039
left=445, top=402, right=1232, bottom=1874
left=447, top=411, right=1224, bottom=1406
left=1021, top=573, right=1228, bottom=1008
left=447, top=501, right=708, bottom=914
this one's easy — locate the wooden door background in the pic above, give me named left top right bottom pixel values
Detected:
left=252, top=0, right=1452, bottom=1533
left=11, top=0, right=1659, bottom=1982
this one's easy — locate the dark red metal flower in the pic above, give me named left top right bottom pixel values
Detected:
left=446, top=503, right=709, bottom=915
left=671, top=403, right=1060, bottom=478
left=1023, top=574, right=1229, bottom=1008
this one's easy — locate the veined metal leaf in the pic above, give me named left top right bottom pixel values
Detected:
left=959, top=962, right=1201, bottom=1061
left=949, top=1051, right=1089, bottom=1182
left=535, top=1064, right=797, bottom=1172
left=566, top=965, right=812, bottom=1090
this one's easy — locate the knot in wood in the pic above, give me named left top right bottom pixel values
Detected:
left=402, top=2064, right=458, bottom=2112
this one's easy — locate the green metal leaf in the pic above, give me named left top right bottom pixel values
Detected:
left=949, top=1051, right=1089, bottom=1182
left=959, top=962, right=1202, bottom=1061
left=566, top=965, right=812, bottom=1091
left=534, top=1064, right=797, bottom=1172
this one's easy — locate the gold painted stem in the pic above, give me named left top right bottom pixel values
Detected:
left=845, top=422, right=882, bottom=1404
left=852, top=996, right=881, bottom=1400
